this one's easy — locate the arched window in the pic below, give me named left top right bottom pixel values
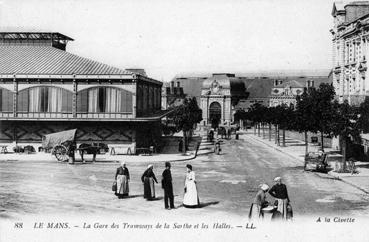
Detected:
left=0, top=88, right=14, bottom=112
left=17, top=86, right=72, bottom=113
left=77, top=87, right=132, bottom=113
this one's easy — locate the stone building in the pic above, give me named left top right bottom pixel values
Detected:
left=331, top=1, right=369, bottom=105
left=161, top=80, right=186, bottom=109
left=331, top=1, right=369, bottom=160
left=172, top=71, right=330, bottom=125
left=0, top=31, right=165, bottom=151
left=269, top=76, right=331, bottom=107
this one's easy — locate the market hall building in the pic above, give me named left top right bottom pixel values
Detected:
left=0, top=32, right=164, bottom=151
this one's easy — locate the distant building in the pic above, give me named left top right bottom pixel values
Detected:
left=0, top=31, right=165, bottom=150
left=172, top=71, right=331, bottom=125
left=269, top=76, right=331, bottom=107
left=331, top=1, right=369, bottom=105
left=162, top=80, right=186, bottom=109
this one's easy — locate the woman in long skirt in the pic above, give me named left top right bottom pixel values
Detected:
left=183, top=164, right=200, bottom=208
left=115, top=161, right=130, bottom=199
left=249, top=184, right=269, bottom=220
left=141, top=164, right=158, bottom=200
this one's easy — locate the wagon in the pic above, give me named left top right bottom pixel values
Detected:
left=304, top=152, right=328, bottom=172
left=42, top=129, right=106, bottom=162
left=42, top=129, right=77, bottom=161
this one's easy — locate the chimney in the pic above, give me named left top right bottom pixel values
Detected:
left=170, top=81, right=175, bottom=94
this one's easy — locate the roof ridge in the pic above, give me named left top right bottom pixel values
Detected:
left=0, top=45, right=132, bottom=75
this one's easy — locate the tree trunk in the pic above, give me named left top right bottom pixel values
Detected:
left=341, top=136, right=347, bottom=171
left=268, top=123, right=272, bottom=141
left=274, top=125, right=278, bottom=144
left=277, top=125, right=280, bottom=146
left=257, top=123, right=261, bottom=137
left=304, top=131, right=308, bottom=156
left=183, top=130, right=187, bottom=154
left=254, top=124, right=256, bottom=135
left=262, top=123, right=265, bottom=139
left=282, top=129, right=286, bottom=147
left=320, top=132, right=324, bottom=151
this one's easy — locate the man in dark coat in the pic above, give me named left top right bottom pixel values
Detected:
left=162, top=162, right=175, bottom=209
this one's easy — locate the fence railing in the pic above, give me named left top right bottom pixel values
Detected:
left=0, top=112, right=133, bottom=119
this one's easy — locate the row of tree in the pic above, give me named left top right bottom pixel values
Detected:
left=234, top=83, right=369, bottom=171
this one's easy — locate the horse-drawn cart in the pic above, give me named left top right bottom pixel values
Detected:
left=42, top=129, right=77, bottom=162
left=42, top=129, right=107, bottom=162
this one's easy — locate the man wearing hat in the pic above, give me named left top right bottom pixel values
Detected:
left=162, top=162, right=175, bottom=209
left=269, top=177, right=290, bottom=220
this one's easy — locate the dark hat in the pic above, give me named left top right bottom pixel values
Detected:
left=186, top=164, right=192, bottom=170
left=165, top=161, right=171, bottom=168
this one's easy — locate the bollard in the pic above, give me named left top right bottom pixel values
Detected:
left=68, top=155, right=75, bottom=164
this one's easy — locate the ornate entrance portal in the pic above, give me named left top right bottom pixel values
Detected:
left=209, top=101, right=221, bottom=127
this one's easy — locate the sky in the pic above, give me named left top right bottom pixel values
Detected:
left=0, top=0, right=336, bottom=81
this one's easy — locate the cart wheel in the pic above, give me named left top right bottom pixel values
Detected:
left=54, top=145, right=68, bottom=161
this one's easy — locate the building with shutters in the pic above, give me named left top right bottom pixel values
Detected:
left=0, top=31, right=165, bottom=150
left=331, top=1, right=369, bottom=105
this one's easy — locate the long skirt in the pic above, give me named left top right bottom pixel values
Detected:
left=116, top=175, right=129, bottom=196
left=272, top=198, right=288, bottom=220
left=183, top=181, right=199, bottom=208
left=248, top=203, right=262, bottom=220
left=143, top=177, right=155, bottom=199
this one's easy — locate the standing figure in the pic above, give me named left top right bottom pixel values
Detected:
left=162, top=162, right=175, bottom=209
left=269, top=177, right=290, bottom=220
left=208, top=129, right=214, bottom=142
left=183, top=164, right=200, bottom=208
left=115, top=161, right=130, bottom=198
left=214, top=138, right=221, bottom=155
left=249, top=184, right=269, bottom=219
left=141, top=164, right=158, bottom=200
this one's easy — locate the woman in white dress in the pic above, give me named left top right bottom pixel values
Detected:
left=183, top=164, right=200, bottom=208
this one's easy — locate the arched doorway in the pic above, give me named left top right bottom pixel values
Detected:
left=209, top=101, right=221, bottom=128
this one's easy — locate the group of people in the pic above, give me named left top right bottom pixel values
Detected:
left=249, top=177, right=293, bottom=221
left=114, top=162, right=200, bottom=209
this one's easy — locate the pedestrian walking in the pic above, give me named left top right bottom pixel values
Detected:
left=115, top=161, right=130, bottom=198
left=141, top=164, right=158, bottom=200
left=269, top=177, right=291, bottom=220
left=162, top=162, right=175, bottom=209
left=249, top=184, right=270, bottom=220
left=214, top=138, right=221, bottom=155
left=183, top=164, right=200, bottom=208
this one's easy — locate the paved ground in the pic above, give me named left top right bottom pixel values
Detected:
left=1, top=131, right=369, bottom=221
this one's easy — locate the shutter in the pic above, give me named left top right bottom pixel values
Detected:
left=120, top=90, right=126, bottom=112
left=2, top=90, right=9, bottom=112
left=126, top=90, right=132, bottom=112
left=17, top=90, right=29, bottom=112
left=77, top=90, right=88, bottom=113
left=61, top=89, right=69, bottom=112
left=0, top=89, right=2, bottom=112
left=68, top=91, right=73, bottom=113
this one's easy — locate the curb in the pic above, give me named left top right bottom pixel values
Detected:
left=246, top=133, right=369, bottom=194
left=327, top=172, right=369, bottom=194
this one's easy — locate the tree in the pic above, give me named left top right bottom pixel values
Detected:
left=248, top=103, right=264, bottom=137
left=278, top=104, right=295, bottom=147
left=311, top=83, right=336, bottom=151
left=358, top=97, right=369, bottom=133
left=293, top=89, right=318, bottom=156
left=169, top=97, right=202, bottom=153
left=330, top=100, right=360, bottom=171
